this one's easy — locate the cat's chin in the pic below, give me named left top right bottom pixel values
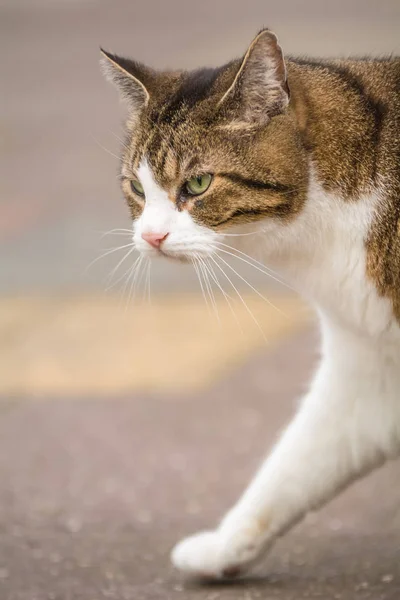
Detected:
left=160, top=251, right=190, bottom=264
left=139, top=249, right=192, bottom=263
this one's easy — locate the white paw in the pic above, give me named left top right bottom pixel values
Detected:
left=171, top=530, right=226, bottom=579
left=171, top=522, right=264, bottom=580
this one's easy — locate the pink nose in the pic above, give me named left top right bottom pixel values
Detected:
left=141, top=231, right=169, bottom=248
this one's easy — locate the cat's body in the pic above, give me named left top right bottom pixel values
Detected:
left=101, top=30, right=400, bottom=579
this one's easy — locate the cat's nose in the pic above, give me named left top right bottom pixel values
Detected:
left=141, top=231, right=169, bottom=248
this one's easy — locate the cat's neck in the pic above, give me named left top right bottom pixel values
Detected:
left=239, top=168, right=395, bottom=339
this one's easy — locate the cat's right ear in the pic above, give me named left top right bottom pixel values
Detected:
left=217, top=29, right=289, bottom=127
left=100, top=49, right=153, bottom=113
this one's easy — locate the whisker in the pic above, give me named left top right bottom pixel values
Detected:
left=214, top=243, right=296, bottom=292
left=215, top=242, right=283, bottom=277
left=209, top=255, right=267, bottom=342
left=134, top=257, right=149, bottom=305
left=105, top=258, right=139, bottom=292
left=99, top=228, right=133, bottom=239
left=201, top=258, right=234, bottom=301
left=216, top=230, right=265, bottom=237
left=141, top=258, right=151, bottom=305
left=109, top=130, right=131, bottom=152
left=91, top=134, right=121, bottom=162
left=202, top=257, right=243, bottom=333
left=124, top=255, right=144, bottom=312
left=85, top=242, right=135, bottom=274
left=192, top=257, right=211, bottom=313
left=106, top=246, right=137, bottom=286
left=101, top=232, right=133, bottom=237
left=146, top=259, right=152, bottom=305
left=197, top=258, right=212, bottom=310
left=214, top=253, right=287, bottom=318
left=118, top=255, right=141, bottom=302
left=197, top=256, right=220, bottom=323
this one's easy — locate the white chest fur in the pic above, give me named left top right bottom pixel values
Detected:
left=242, top=172, right=399, bottom=341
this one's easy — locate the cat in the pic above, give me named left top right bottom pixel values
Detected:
left=101, top=29, right=400, bottom=580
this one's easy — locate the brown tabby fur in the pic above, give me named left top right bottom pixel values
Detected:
left=101, top=30, right=400, bottom=322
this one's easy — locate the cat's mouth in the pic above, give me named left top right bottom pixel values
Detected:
left=136, top=237, right=216, bottom=262
left=134, top=227, right=219, bottom=262
left=151, top=247, right=198, bottom=263
left=135, top=242, right=197, bottom=263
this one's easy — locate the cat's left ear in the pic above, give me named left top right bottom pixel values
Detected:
left=218, top=29, right=290, bottom=126
left=100, top=48, right=155, bottom=115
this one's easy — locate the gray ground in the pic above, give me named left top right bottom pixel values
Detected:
left=1, top=1, right=400, bottom=599
left=0, top=331, right=400, bottom=600
left=0, top=335, right=400, bottom=600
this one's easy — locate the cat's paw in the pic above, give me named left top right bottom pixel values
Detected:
left=171, top=521, right=264, bottom=580
left=171, top=531, right=227, bottom=579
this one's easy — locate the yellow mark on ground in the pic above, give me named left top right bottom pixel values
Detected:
left=0, top=293, right=310, bottom=397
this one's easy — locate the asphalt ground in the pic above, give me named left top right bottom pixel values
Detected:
left=0, top=331, right=399, bottom=600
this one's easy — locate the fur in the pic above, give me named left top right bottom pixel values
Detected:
left=101, top=29, right=400, bottom=579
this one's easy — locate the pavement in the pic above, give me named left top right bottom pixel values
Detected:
left=1, top=1, right=400, bottom=599
left=0, top=331, right=399, bottom=600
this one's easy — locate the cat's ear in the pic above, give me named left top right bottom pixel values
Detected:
left=218, top=29, right=289, bottom=126
left=100, top=49, right=154, bottom=113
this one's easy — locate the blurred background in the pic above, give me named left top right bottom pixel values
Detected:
left=2, top=0, right=400, bottom=398
left=1, top=1, right=400, bottom=599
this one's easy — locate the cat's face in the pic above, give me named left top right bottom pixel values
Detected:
left=102, top=29, right=308, bottom=262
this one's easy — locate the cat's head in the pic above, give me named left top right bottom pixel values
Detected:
left=101, top=29, right=308, bottom=261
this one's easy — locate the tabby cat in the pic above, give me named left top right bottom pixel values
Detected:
left=101, top=29, right=400, bottom=579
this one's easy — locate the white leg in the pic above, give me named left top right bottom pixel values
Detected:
left=172, top=323, right=400, bottom=579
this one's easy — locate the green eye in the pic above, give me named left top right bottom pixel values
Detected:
left=185, top=173, right=213, bottom=196
left=130, top=178, right=144, bottom=196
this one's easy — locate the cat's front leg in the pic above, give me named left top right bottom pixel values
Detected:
left=172, top=329, right=399, bottom=579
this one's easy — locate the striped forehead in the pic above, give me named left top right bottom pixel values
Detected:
left=130, top=119, right=208, bottom=189
left=129, top=66, right=225, bottom=183
left=130, top=122, right=184, bottom=185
